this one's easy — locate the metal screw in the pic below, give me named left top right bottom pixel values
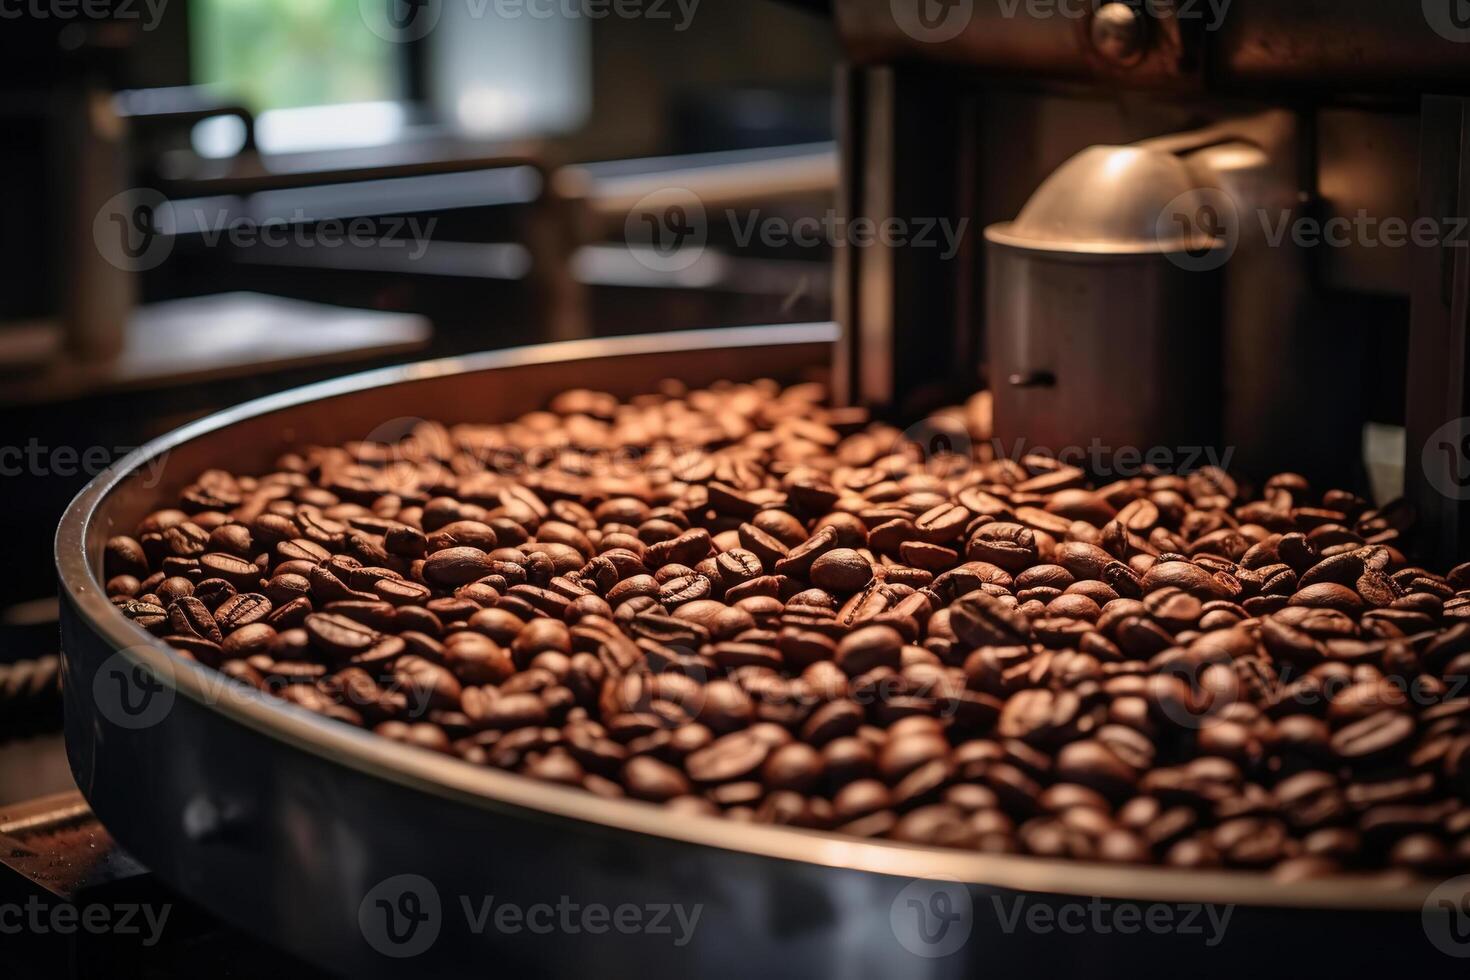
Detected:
left=1091, top=2, right=1147, bottom=66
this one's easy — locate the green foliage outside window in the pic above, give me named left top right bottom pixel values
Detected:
left=192, top=0, right=399, bottom=111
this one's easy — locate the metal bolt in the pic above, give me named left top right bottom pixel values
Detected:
left=1091, top=2, right=1146, bottom=66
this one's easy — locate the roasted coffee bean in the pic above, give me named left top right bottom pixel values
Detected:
left=686, top=730, right=770, bottom=783
left=423, top=547, right=492, bottom=586
left=120, top=599, right=169, bottom=634
left=105, top=536, right=150, bottom=578
left=810, top=549, right=873, bottom=594
left=763, top=742, right=823, bottom=792
left=305, top=612, right=379, bottom=658
left=950, top=592, right=1030, bottom=647
left=104, top=575, right=140, bottom=599
left=116, top=378, right=1470, bottom=870
left=1054, top=740, right=1136, bottom=801
left=1331, top=710, right=1415, bottom=762
left=169, top=596, right=222, bottom=644
left=163, top=522, right=210, bottom=558
left=222, top=622, right=277, bottom=658
left=834, top=625, right=903, bottom=676
left=623, top=756, right=691, bottom=802
left=774, top=526, right=839, bottom=577
left=215, top=593, right=272, bottom=631
left=199, top=552, right=262, bottom=590
left=801, top=699, right=864, bottom=745
left=966, top=522, right=1038, bottom=573
left=716, top=548, right=764, bottom=586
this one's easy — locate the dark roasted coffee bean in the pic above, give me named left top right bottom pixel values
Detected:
left=118, top=380, right=1470, bottom=868
left=423, top=547, right=492, bottom=586
left=1054, top=740, right=1137, bottom=801
left=120, top=599, right=169, bottom=635
left=763, top=742, right=823, bottom=792
left=107, top=574, right=145, bottom=601
left=834, top=625, right=902, bottom=676
left=215, top=593, right=272, bottom=631
left=169, top=596, right=222, bottom=644
left=686, top=730, right=770, bottom=783
left=199, top=552, right=262, bottom=590
left=1331, top=710, right=1415, bottom=762
left=105, top=536, right=150, bottom=578
left=774, top=526, right=839, bottom=577
left=222, top=622, right=277, bottom=658
left=305, top=612, right=379, bottom=658
left=950, top=592, right=1030, bottom=647
left=623, top=756, right=691, bottom=802
left=810, top=549, right=874, bottom=594
left=801, top=699, right=864, bottom=745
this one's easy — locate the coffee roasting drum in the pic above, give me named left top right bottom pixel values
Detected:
left=984, top=145, right=1224, bottom=461
left=55, top=329, right=1457, bottom=978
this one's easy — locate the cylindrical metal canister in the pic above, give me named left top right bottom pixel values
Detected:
left=984, top=145, right=1224, bottom=471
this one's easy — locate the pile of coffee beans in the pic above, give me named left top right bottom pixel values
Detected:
left=102, top=379, right=1470, bottom=878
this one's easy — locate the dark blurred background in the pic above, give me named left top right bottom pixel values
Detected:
left=0, top=0, right=840, bottom=668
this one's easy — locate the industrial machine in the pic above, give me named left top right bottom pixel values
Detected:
left=832, top=0, right=1470, bottom=567
left=22, top=2, right=1470, bottom=976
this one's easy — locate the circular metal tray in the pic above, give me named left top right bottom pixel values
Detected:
left=55, top=325, right=1455, bottom=977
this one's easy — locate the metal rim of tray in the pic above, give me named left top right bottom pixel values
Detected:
left=54, top=323, right=1433, bottom=912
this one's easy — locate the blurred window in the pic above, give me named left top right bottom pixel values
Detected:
left=427, top=1, right=589, bottom=139
left=191, top=0, right=401, bottom=112
left=192, top=0, right=589, bottom=154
